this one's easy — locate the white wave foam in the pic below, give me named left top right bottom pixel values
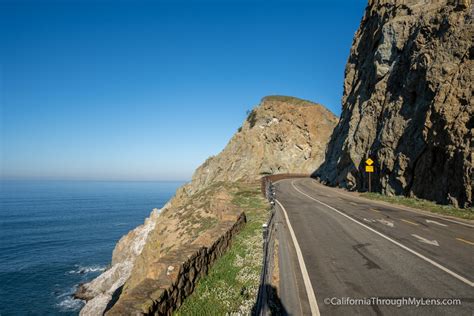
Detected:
left=56, top=285, right=84, bottom=312
left=57, top=295, right=84, bottom=311
left=68, top=264, right=106, bottom=275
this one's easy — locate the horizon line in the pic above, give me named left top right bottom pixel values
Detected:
left=0, top=177, right=190, bottom=183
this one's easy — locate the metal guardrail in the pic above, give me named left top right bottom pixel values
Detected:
left=261, top=173, right=309, bottom=196
left=255, top=174, right=310, bottom=315
left=254, top=180, right=276, bottom=315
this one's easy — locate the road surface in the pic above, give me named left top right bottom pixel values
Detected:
left=274, top=178, right=474, bottom=315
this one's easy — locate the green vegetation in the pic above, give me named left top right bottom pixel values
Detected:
left=246, top=109, right=257, bottom=128
left=361, top=192, right=474, bottom=220
left=194, top=216, right=219, bottom=235
left=175, top=182, right=270, bottom=315
left=263, top=95, right=319, bottom=107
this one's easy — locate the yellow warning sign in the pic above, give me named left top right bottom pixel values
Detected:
left=365, top=165, right=374, bottom=173
left=365, top=158, right=374, bottom=166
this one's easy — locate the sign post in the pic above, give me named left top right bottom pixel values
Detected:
left=365, top=158, right=374, bottom=192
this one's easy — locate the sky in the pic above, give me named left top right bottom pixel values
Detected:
left=1, top=0, right=367, bottom=181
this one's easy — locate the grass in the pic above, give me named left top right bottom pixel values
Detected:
left=262, top=95, right=320, bottom=107
left=175, top=182, right=270, bottom=315
left=360, top=192, right=474, bottom=220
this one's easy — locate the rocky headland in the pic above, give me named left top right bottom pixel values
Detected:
left=187, top=95, right=338, bottom=193
left=76, top=96, right=337, bottom=315
left=76, top=1, right=474, bottom=313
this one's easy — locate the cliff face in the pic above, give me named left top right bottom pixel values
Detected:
left=316, top=0, right=473, bottom=207
left=188, top=96, right=338, bottom=194
left=76, top=208, right=163, bottom=315
left=78, top=96, right=337, bottom=315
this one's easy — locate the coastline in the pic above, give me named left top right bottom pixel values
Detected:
left=76, top=96, right=337, bottom=314
left=0, top=180, right=181, bottom=315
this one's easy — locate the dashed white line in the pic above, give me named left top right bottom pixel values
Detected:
left=290, top=180, right=474, bottom=288
left=426, top=219, right=448, bottom=227
left=275, top=199, right=320, bottom=316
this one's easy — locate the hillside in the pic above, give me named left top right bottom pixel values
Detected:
left=76, top=96, right=337, bottom=315
left=186, top=95, right=338, bottom=194
left=316, top=0, right=473, bottom=208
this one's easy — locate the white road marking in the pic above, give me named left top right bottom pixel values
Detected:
left=307, top=179, right=474, bottom=228
left=275, top=199, right=320, bottom=316
left=412, top=234, right=440, bottom=246
left=364, top=218, right=376, bottom=223
left=426, top=219, right=448, bottom=227
left=350, top=202, right=358, bottom=206
left=290, top=180, right=474, bottom=288
left=377, top=219, right=394, bottom=227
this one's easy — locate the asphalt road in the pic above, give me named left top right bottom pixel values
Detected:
left=274, top=178, right=474, bottom=315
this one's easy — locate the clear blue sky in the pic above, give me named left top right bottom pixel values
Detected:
left=1, top=0, right=366, bottom=181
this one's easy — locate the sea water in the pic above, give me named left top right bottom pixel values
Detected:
left=0, top=180, right=183, bottom=315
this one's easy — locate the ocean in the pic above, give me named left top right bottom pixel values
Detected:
left=0, top=180, right=184, bottom=315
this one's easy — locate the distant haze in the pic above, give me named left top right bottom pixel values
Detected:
left=1, top=0, right=366, bottom=181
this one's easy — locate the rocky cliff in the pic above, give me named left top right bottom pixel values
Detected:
left=187, top=96, right=337, bottom=194
left=316, top=0, right=473, bottom=207
left=77, top=96, right=337, bottom=315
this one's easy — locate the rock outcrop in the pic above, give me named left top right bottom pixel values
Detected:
left=187, top=96, right=337, bottom=194
left=76, top=208, right=163, bottom=315
left=316, top=0, right=473, bottom=207
left=78, top=95, right=337, bottom=314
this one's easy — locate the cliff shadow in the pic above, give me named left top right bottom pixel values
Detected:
left=103, top=285, right=123, bottom=313
left=252, top=284, right=289, bottom=316
left=312, top=151, right=364, bottom=192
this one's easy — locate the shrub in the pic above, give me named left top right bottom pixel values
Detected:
left=246, top=109, right=257, bottom=128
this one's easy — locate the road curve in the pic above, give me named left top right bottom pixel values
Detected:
left=274, top=178, right=473, bottom=315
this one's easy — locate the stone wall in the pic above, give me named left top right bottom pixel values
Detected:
left=105, top=212, right=247, bottom=316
